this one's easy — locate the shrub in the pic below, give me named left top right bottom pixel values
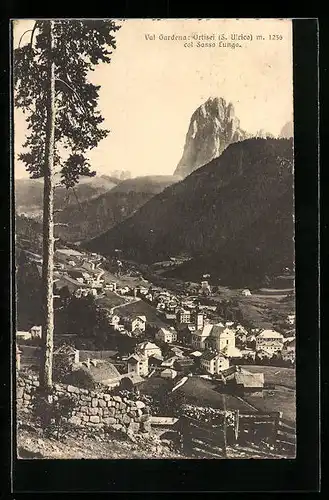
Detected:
left=32, top=388, right=77, bottom=439
left=64, top=368, right=96, bottom=390
left=53, top=354, right=73, bottom=383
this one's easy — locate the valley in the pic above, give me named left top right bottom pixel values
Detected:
left=15, top=94, right=296, bottom=461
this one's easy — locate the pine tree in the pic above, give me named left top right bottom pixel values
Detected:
left=14, top=19, right=120, bottom=389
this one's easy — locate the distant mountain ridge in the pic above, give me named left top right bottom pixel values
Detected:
left=84, top=138, right=294, bottom=287
left=279, top=121, right=293, bottom=139
left=15, top=175, right=118, bottom=218
left=53, top=175, right=179, bottom=242
left=110, top=175, right=180, bottom=194
left=173, top=97, right=248, bottom=178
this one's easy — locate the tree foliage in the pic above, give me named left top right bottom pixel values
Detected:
left=14, top=19, right=120, bottom=186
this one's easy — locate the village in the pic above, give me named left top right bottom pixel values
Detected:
left=17, top=245, right=296, bottom=422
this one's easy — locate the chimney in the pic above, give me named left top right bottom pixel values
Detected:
left=86, top=358, right=91, bottom=369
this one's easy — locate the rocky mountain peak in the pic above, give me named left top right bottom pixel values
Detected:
left=279, top=121, right=293, bottom=139
left=173, top=97, right=247, bottom=178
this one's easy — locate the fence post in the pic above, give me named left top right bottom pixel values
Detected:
left=180, top=416, right=192, bottom=455
left=274, top=411, right=282, bottom=449
left=234, top=410, right=240, bottom=443
left=222, top=411, right=227, bottom=457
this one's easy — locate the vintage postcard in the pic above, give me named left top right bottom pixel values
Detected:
left=13, top=18, right=295, bottom=460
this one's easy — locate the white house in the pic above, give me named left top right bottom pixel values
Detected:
left=108, top=314, right=121, bottom=329
left=255, top=329, right=284, bottom=353
left=200, top=280, right=211, bottom=294
left=204, top=325, right=236, bottom=352
left=176, top=308, right=191, bottom=324
left=161, top=368, right=178, bottom=379
left=127, top=353, right=149, bottom=377
left=200, top=351, right=230, bottom=375
left=136, top=341, right=162, bottom=359
left=131, top=315, right=147, bottom=332
left=30, top=325, right=42, bottom=339
left=161, top=356, right=177, bottom=368
left=236, top=324, right=248, bottom=335
left=104, top=282, right=117, bottom=292
left=109, top=314, right=120, bottom=325
left=287, top=314, right=295, bottom=326
left=281, top=338, right=295, bottom=363
left=16, top=330, right=32, bottom=341
left=190, top=350, right=203, bottom=359
left=155, top=327, right=177, bottom=344
left=241, top=289, right=252, bottom=296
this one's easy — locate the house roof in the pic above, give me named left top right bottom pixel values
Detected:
left=190, top=350, right=203, bottom=357
left=161, top=356, right=177, bottom=366
left=161, top=368, right=177, bottom=375
left=54, top=344, right=77, bottom=355
left=171, top=346, right=183, bottom=354
left=137, top=341, right=160, bottom=351
left=283, top=336, right=295, bottom=344
left=158, top=327, right=172, bottom=335
left=125, top=372, right=144, bottom=384
left=133, top=315, right=146, bottom=322
left=221, top=365, right=237, bottom=378
left=128, top=354, right=145, bottom=363
left=235, top=372, right=264, bottom=388
left=210, top=324, right=226, bottom=338
left=257, top=329, right=284, bottom=339
left=201, top=350, right=227, bottom=361
left=194, top=323, right=213, bottom=337
left=175, top=357, right=194, bottom=366
left=77, top=360, right=121, bottom=382
left=149, top=352, right=164, bottom=361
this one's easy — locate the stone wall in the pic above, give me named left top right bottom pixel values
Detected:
left=16, top=374, right=151, bottom=434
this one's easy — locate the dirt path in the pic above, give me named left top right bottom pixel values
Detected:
left=110, top=297, right=141, bottom=312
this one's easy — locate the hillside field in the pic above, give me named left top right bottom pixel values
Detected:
left=241, top=365, right=295, bottom=389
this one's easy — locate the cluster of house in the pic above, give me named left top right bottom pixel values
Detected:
left=104, top=312, right=151, bottom=339
left=52, top=248, right=107, bottom=297
left=254, top=330, right=295, bottom=362
left=55, top=248, right=103, bottom=268
left=104, top=306, right=296, bottom=375
left=126, top=339, right=191, bottom=381
left=101, top=309, right=294, bottom=385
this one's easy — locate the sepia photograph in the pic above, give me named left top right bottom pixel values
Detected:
left=13, top=18, right=296, bottom=460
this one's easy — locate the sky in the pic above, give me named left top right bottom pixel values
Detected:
left=13, top=18, right=293, bottom=179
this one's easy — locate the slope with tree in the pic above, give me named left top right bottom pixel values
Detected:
left=14, top=19, right=120, bottom=389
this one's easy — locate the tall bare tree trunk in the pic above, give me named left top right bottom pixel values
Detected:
left=40, top=20, right=56, bottom=391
